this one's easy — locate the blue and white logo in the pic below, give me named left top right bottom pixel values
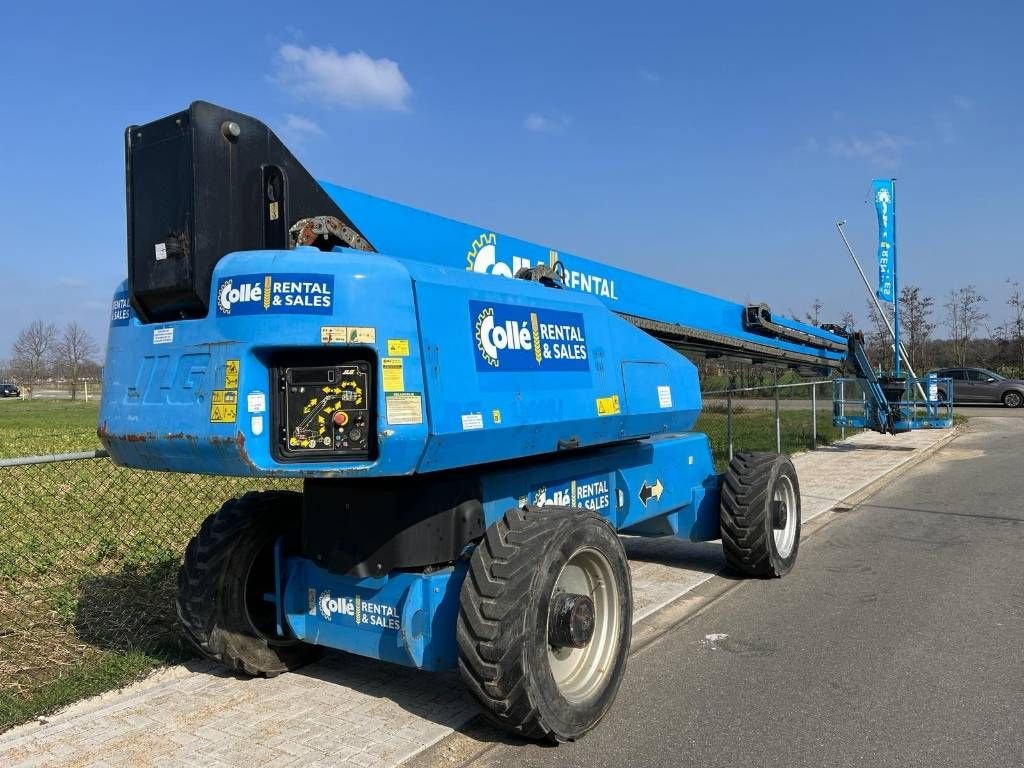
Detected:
left=470, top=300, right=589, bottom=372
left=110, top=291, right=132, bottom=327
left=215, top=273, right=334, bottom=316
left=872, top=179, right=896, bottom=303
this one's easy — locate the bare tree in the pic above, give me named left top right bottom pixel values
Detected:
left=55, top=322, right=98, bottom=400
left=994, top=279, right=1024, bottom=376
left=805, top=298, right=824, bottom=327
left=899, top=285, right=936, bottom=372
left=12, top=320, right=58, bottom=397
left=944, top=286, right=988, bottom=367
left=839, top=310, right=857, bottom=332
left=864, top=299, right=894, bottom=371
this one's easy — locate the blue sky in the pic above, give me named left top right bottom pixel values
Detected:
left=1, top=0, right=1021, bottom=358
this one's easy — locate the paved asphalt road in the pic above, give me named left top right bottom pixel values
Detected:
left=470, top=415, right=1024, bottom=768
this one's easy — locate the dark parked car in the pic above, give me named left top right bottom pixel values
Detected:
left=0, top=383, right=21, bottom=398
left=930, top=368, right=1024, bottom=408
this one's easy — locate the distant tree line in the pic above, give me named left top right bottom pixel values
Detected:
left=856, top=280, right=1024, bottom=377
left=0, top=320, right=100, bottom=399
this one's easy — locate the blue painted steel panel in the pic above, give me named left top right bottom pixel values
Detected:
left=100, top=249, right=702, bottom=477
left=284, top=559, right=465, bottom=671
left=321, top=184, right=847, bottom=364
left=278, top=434, right=722, bottom=670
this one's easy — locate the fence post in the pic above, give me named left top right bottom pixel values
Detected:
left=839, top=379, right=845, bottom=440
left=811, top=382, right=817, bottom=449
left=727, top=388, right=734, bottom=461
left=774, top=369, right=781, bottom=453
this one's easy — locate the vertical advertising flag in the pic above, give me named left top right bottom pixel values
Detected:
left=872, top=178, right=896, bottom=303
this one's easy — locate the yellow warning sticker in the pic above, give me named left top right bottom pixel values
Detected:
left=321, top=326, right=349, bottom=344
left=385, top=392, right=423, bottom=424
left=224, top=360, right=240, bottom=389
left=210, top=390, right=238, bottom=423
left=387, top=338, right=410, bottom=357
left=596, top=394, right=621, bottom=416
left=492, top=409, right=502, bottom=424
left=211, top=390, right=238, bottom=405
left=382, top=357, right=405, bottom=392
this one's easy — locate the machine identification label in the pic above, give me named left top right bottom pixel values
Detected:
left=470, top=301, right=589, bottom=372
left=215, top=273, right=334, bottom=316
left=657, top=385, right=672, bottom=408
left=385, top=392, right=423, bottom=424
left=152, top=327, right=174, bottom=345
left=461, top=412, right=484, bottom=430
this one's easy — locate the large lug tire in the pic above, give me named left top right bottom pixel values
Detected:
left=720, top=452, right=801, bottom=577
left=457, top=505, right=632, bottom=743
left=177, top=490, right=319, bottom=676
left=1003, top=391, right=1023, bottom=408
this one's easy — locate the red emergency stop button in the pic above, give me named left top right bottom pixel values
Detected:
left=333, top=411, right=349, bottom=427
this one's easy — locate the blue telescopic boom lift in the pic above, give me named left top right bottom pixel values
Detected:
left=100, top=102, right=941, bottom=742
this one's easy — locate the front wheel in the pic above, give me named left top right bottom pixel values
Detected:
left=720, top=452, right=801, bottom=577
left=1003, top=391, right=1023, bottom=408
left=457, top=505, right=632, bottom=742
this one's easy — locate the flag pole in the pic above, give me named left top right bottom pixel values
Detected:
left=891, top=177, right=901, bottom=377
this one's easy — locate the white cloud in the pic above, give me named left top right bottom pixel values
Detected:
left=638, top=67, right=660, bottom=82
left=827, top=132, right=911, bottom=166
left=277, top=113, right=325, bottom=148
left=524, top=113, right=571, bottom=134
left=282, top=113, right=324, bottom=137
left=274, top=44, right=412, bottom=111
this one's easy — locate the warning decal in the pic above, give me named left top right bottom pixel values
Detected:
left=210, top=389, right=238, bottom=423
left=224, top=360, right=240, bottom=389
left=381, top=358, right=405, bottom=392
left=596, top=395, right=621, bottom=416
left=385, top=392, right=423, bottom=425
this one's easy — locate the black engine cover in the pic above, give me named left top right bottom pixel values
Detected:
left=302, top=476, right=485, bottom=578
left=125, top=101, right=371, bottom=322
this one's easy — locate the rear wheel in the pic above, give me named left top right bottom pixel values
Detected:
left=457, top=505, right=631, bottom=742
left=720, top=453, right=801, bottom=577
left=177, top=490, right=319, bottom=676
left=1003, top=391, right=1023, bottom=408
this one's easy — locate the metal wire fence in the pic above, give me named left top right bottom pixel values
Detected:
left=0, top=453, right=298, bottom=729
left=0, top=378, right=852, bottom=729
left=697, top=380, right=854, bottom=468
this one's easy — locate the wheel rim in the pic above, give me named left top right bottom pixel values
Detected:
left=1007, top=393, right=1022, bottom=408
left=243, top=539, right=297, bottom=646
left=547, top=547, right=621, bottom=704
left=771, top=474, right=798, bottom=559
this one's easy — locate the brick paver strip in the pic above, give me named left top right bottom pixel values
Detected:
left=0, top=428, right=953, bottom=767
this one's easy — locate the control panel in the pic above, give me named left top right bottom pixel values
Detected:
left=275, top=362, right=372, bottom=461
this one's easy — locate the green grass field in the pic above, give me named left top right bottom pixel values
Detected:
left=0, top=399, right=104, bottom=458
left=0, top=398, right=853, bottom=731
